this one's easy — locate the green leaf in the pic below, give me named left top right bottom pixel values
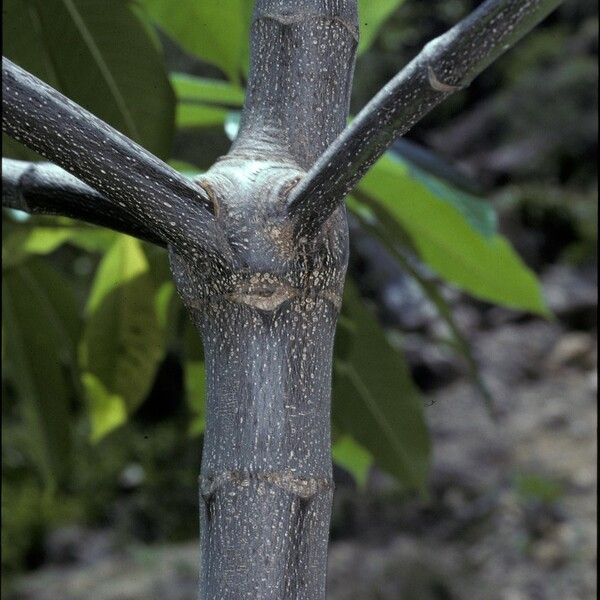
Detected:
left=183, top=322, right=206, bottom=437
left=332, top=281, right=430, bottom=491
left=171, top=73, right=245, bottom=107
left=81, top=373, right=128, bottom=442
left=405, top=164, right=497, bottom=238
left=3, top=0, right=175, bottom=158
left=185, top=361, right=206, bottom=437
left=3, top=227, right=76, bottom=269
left=66, top=228, right=119, bottom=254
left=154, top=281, right=175, bottom=329
left=141, top=0, right=253, bottom=83
left=2, top=259, right=80, bottom=485
left=171, top=73, right=244, bottom=132
left=176, top=103, right=230, bottom=129
left=332, top=435, right=373, bottom=489
left=349, top=202, right=496, bottom=415
left=357, top=0, right=405, bottom=54
left=356, top=155, right=549, bottom=315
left=168, top=160, right=203, bottom=177
left=25, top=258, right=82, bottom=350
left=2, top=223, right=117, bottom=269
left=80, top=236, right=167, bottom=438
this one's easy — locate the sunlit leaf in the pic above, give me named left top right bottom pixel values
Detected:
left=2, top=223, right=117, bottom=269
left=356, top=155, right=549, bottom=315
left=406, top=164, right=497, bottom=238
left=171, top=73, right=245, bottom=135
left=80, top=236, right=167, bottom=438
left=155, top=281, right=176, bottom=329
left=81, top=372, right=128, bottom=442
left=349, top=203, right=496, bottom=414
left=183, top=322, right=206, bottom=437
left=176, top=103, right=230, bottom=129
left=332, top=435, right=373, bottom=489
left=3, top=228, right=76, bottom=269
left=358, top=0, right=405, bottom=54
left=168, top=160, right=204, bottom=177
left=171, top=73, right=245, bottom=107
left=141, top=0, right=253, bottom=83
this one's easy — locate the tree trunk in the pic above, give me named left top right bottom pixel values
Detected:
left=193, top=287, right=340, bottom=598
left=168, top=154, right=349, bottom=598
left=169, top=2, right=357, bottom=592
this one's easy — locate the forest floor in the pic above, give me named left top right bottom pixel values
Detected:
left=10, top=262, right=597, bottom=600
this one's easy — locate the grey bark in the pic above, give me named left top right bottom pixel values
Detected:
left=2, top=158, right=163, bottom=245
left=287, top=0, right=564, bottom=236
left=1, top=0, right=562, bottom=598
left=2, top=58, right=223, bottom=254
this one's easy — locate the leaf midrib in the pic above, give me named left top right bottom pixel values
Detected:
left=344, top=362, right=421, bottom=486
left=359, top=184, right=540, bottom=307
left=59, top=0, right=141, bottom=140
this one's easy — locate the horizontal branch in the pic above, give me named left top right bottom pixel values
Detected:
left=3, top=159, right=164, bottom=246
left=288, top=0, right=563, bottom=236
left=2, top=58, right=224, bottom=254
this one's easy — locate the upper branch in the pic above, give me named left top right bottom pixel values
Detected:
left=2, top=58, right=224, bottom=254
left=287, top=0, right=563, bottom=235
left=3, top=159, right=164, bottom=246
left=229, top=0, right=359, bottom=170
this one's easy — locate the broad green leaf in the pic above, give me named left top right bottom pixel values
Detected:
left=66, top=228, right=119, bottom=253
left=349, top=201, right=496, bottom=414
left=2, top=224, right=116, bottom=269
left=154, top=281, right=175, bottom=329
left=25, top=258, right=82, bottom=350
left=332, top=435, right=373, bottom=489
left=3, top=228, right=76, bottom=269
left=80, top=236, right=167, bottom=438
left=81, top=373, right=128, bottom=442
left=356, top=155, right=549, bottom=315
left=406, top=164, right=497, bottom=238
left=332, top=281, right=430, bottom=490
left=146, top=247, right=185, bottom=349
left=84, top=236, right=146, bottom=313
left=2, top=259, right=80, bottom=485
left=171, top=73, right=243, bottom=136
left=3, top=0, right=175, bottom=158
left=176, top=103, right=230, bottom=129
left=358, top=0, right=405, bottom=54
left=186, top=361, right=206, bottom=437
left=171, top=73, right=245, bottom=107
left=2, top=134, right=42, bottom=163
left=141, top=0, right=253, bottom=83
